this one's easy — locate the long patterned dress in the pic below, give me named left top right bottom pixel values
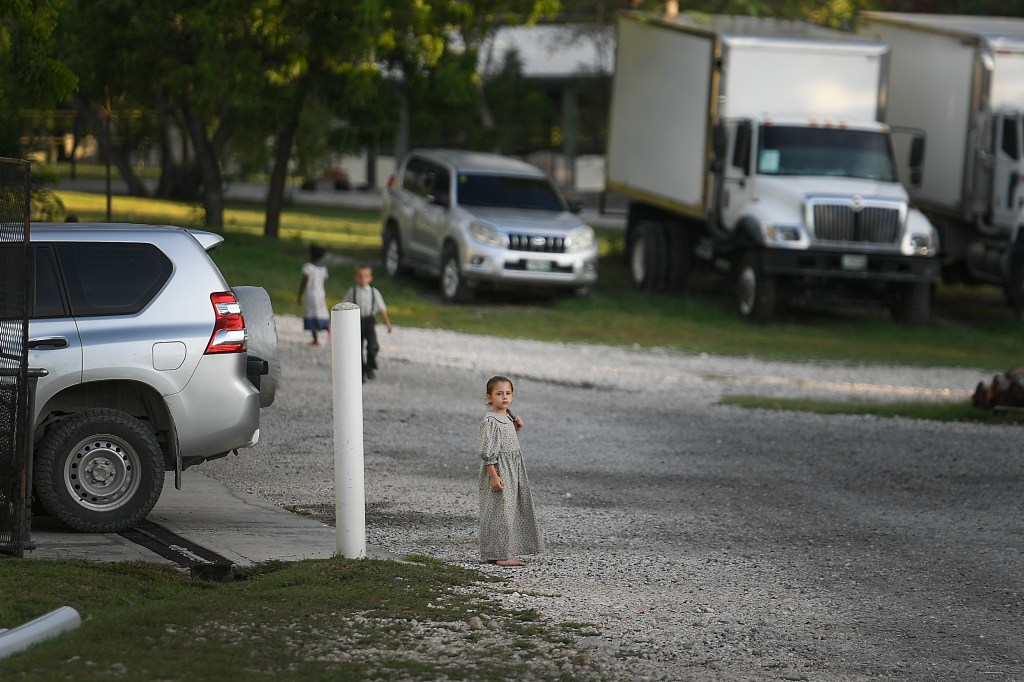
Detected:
left=478, top=412, right=543, bottom=561
left=301, top=262, right=329, bottom=331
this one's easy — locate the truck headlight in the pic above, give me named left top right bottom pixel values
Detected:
left=902, top=231, right=937, bottom=256
left=469, top=221, right=505, bottom=247
left=565, top=226, right=595, bottom=252
left=763, top=223, right=807, bottom=246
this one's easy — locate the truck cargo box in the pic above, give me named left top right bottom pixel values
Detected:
left=608, top=12, right=890, bottom=217
left=859, top=12, right=1024, bottom=216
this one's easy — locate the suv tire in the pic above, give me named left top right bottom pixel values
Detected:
left=233, top=286, right=279, bottom=407
left=382, top=229, right=406, bottom=279
left=34, top=409, right=165, bottom=532
left=440, top=247, right=473, bottom=303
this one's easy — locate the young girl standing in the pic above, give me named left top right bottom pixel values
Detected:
left=479, top=375, right=543, bottom=567
left=298, top=244, right=330, bottom=345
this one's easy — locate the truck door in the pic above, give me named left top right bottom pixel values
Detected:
left=989, top=112, right=1024, bottom=232
left=719, top=120, right=755, bottom=232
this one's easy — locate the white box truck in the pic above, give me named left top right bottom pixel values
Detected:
left=857, top=12, right=1024, bottom=319
left=607, top=12, right=939, bottom=323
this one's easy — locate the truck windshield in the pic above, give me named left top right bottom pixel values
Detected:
left=756, top=127, right=897, bottom=182
left=457, top=174, right=566, bottom=211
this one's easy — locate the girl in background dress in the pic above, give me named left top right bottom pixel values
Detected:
left=479, top=375, right=543, bottom=567
left=297, top=244, right=330, bottom=345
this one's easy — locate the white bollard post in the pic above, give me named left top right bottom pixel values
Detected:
left=331, top=302, right=366, bottom=558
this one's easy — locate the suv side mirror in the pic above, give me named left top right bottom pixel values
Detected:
left=431, top=192, right=450, bottom=208
left=567, top=198, right=584, bottom=214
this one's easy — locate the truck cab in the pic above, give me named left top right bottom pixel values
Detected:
left=717, top=117, right=934, bottom=255
left=976, top=109, right=1024, bottom=237
left=709, top=116, right=938, bottom=322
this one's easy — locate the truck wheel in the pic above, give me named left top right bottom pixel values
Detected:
left=33, top=409, right=165, bottom=533
left=382, top=229, right=406, bottom=279
left=736, top=253, right=777, bottom=323
left=233, top=286, right=279, bottom=408
left=892, top=282, right=931, bottom=326
left=440, top=247, right=473, bottom=303
left=630, top=220, right=669, bottom=291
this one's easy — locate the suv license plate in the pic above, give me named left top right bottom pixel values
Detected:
left=841, top=254, right=867, bottom=271
left=525, top=260, right=552, bottom=272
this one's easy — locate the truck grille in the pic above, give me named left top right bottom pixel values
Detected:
left=507, top=233, right=566, bottom=253
left=810, top=201, right=902, bottom=245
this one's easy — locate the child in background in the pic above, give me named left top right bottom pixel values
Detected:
left=298, top=244, right=330, bottom=345
left=478, top=375, right=543, bottom=567
left=342, top=264, right=393, bottom=380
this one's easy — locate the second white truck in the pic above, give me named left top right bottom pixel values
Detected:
left=858, top=12, right=1024, bottom=319
left=607, top=12, right=939, bottom=323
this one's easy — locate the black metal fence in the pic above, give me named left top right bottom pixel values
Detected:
left=0, top=158, right=31, bottom=558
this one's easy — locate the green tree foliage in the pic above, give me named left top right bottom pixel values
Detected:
left=0, top=0, right=76, bottom=157
left=244, top=0, right=380, bottom=237
left=373, top=0, right=561, bottom=160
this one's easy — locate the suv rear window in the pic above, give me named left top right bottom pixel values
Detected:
left=56, top=243, right=172, bottom=316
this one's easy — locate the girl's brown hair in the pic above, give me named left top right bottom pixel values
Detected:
left=485, top=375, right=513, bottom=396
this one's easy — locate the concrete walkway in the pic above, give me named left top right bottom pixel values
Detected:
left=26, top=471, right=395, bottom=566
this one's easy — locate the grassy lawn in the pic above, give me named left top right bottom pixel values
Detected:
left=49, top=188, right=1024, bottom=371
left=0, top=557, right=600, bottom=681
left=720, top=394, right=1024, bottom=424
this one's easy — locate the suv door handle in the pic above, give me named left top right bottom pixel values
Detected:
left=29, top=337, right=70, bottom=350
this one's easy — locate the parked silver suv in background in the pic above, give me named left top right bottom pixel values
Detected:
left=381, top=149, right=599, bottom=301
left=27, top=223, right=278, bottom=532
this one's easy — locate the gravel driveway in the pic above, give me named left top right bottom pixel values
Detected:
left=200, top=316, right=1023, bottom=681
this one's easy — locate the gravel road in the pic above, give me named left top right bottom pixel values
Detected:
left=199, top=316, right=1023, bottom=681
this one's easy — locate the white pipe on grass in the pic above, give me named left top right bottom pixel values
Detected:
left=0, top=606, right=81, bottom=658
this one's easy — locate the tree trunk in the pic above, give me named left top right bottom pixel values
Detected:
left=155, top=96, right=182, bottom=199
left=364, top=142, right=377, bottom=189
left=70, top=94, right=149, bottom=197
left=182, top=101, right=224, bottom=229
left=264, top=83, right=310, bottom=239
left=264, top=130, right=292, bottom=240
left=394, top=81, right=410, bottom=165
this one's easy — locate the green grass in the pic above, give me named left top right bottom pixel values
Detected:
left=0, top=557, right=599, bottom=681
left=49, top=187, right=1024, bottom=371
left=720, top=394, right=1024, bottom=424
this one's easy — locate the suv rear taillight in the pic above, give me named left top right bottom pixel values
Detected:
left=386, top=173, right=396, bottom=189
left=206, top=291, right=247, bottom=354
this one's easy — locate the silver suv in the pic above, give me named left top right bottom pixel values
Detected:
left=381, top=149, right=598, bottom=301
left=27, top=223, right=278, bottom=533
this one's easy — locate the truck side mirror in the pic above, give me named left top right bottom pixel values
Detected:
left=909, top=135, right=925, bottom=186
